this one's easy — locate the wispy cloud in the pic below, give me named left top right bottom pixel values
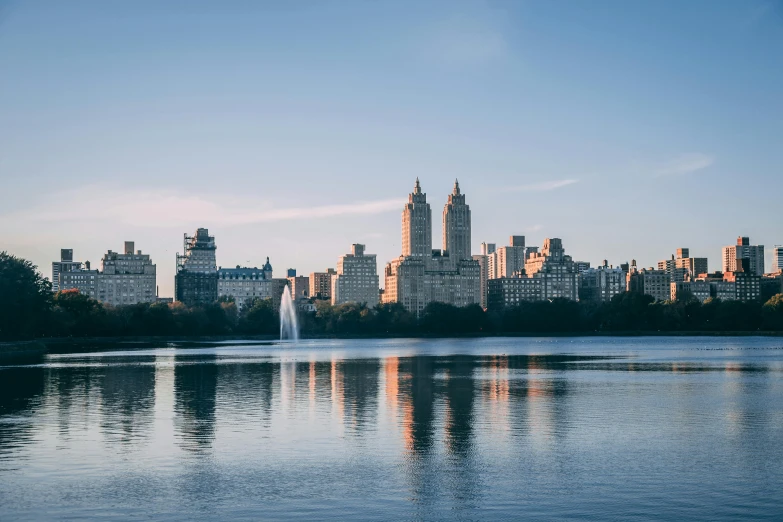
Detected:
left=506, top=179, right=579, bottom=192
left=0, top=185, right=405, bottom=229
left=655, top=153, right=714, bottom=176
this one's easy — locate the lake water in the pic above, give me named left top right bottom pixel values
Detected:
left=1, top=337, right=783, bottom=521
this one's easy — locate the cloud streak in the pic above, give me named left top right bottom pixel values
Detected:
left=506, top=179, right=579, bottom=192
left=655, top=153, right=714, bottom=176
left=0, top=185, right=405, bottom=229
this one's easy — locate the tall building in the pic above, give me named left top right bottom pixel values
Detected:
left=217, top=258, right=274, bottom=312
left=402, top=178, right=432, bottom=258
left=627, top=265, right=671, bottom=302
left=480, top=242, right=496, bottom=256
left=288, top=275, right=310, bottom=300
left=175, top=228, right=218, bottom=306
left=58, top=263, right=99, bottom=299
left=96, top=241, right=157, bottom=306
left=658, top=247, right=707, bottom=282
left=487, top=237, right=580, bottom=308
left=442, top=180, right=471, bottom=261
left=309, top=269, right=336, bottom=300
left=383, top=180, right=481, bottom=314
left=575, top=261, right=592, bottom=273
left=472, top=253, right=490, bottom=309
left=579, top=262, right=626, bottom=303
left=491, top=236, right=529, bottom=279
left=51, top=249, right=83, bottom=293
left=773, top=246, right=783, bottom=273
left=332, top=244, right=379, bottom=306
left=524, top=238, right=579, bottom=301
left=58, top=242, right=156, bottom=306
left=722, top=236, right=764, bottom=276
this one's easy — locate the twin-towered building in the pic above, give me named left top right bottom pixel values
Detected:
left=383, top=180, right=482, bottom=314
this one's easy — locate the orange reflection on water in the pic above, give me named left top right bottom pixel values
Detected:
left=330, top=357, right=344, bottom=421
left=484, top=355, right=510, bottom=435
left=384, top=357, right=399, bottom=420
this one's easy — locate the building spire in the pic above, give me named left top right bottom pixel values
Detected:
left=453, top=178, right=460, bottom=195
left=414, top=177, right=421, bottom=195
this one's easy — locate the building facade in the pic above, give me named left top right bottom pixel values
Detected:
left=402, top=178, right=432, bottom=258
left=57, top=242, right=156, bottom=306
left=58, top=267, right=99, bottom=299
left=722, top=236, right=765, bottom=276
left=309, top=269, right=336, bottom=300
left=52, top=249, right=84, bottom=293
left=523, top=238, right=579, bottom=301
left=332, top=244, right=379, bottom=306
left=773, top=246, right=783, bottom=274
left=486, top=238, right=580, bottom=308
left=288, top=275, right=310, bottom=301
left=175, top=228, right=218, bottom=306
left=96, top=241, right=157, bottom=306
left=579, top=263, right=626, bottom=303
left=217, top=258, right=274, bottom=312
left=627, top=267, right=671, bottom=302
left=658, top=248, right=708, bottom=283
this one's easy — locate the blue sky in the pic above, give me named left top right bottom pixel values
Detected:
left=1, top=0, right=781, bottom=296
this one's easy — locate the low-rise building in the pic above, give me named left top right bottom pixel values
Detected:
left=218, top=259, right=274, bottom=312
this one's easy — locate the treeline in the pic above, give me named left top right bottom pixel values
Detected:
left=2, top=252, right=783, bottom=341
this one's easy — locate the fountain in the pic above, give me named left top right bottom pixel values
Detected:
left=279, top=286, right=299, bottom=342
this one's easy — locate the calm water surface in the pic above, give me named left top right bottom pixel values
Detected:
left=1, top=337, right=783, bottom=521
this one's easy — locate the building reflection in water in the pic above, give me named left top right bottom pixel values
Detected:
left=442, top=355, right=475, bottom=457
left=0, top=365, right=45, bottom=461
left=174, top=354, right=219, bottom=452
left=398, top=356, right=436, bottom=455
left=99, top=362, right=156, bottom=446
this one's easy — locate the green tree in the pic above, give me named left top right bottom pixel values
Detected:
left=762, top=294, right=783, bottom=331
left=0, top=252, right=52, bottom=340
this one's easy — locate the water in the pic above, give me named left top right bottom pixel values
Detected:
left=1, top=336, right=783, bottom=521
left=279, top=287, right=299, bottom=341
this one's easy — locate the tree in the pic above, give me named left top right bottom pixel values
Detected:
left=762, top=294, right=783, bottom=331
left=51, top=289, right=108, bottom=337
left=0, top=252, right=52, bottom=340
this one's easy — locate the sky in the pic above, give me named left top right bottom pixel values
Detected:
left=1, top=0, right=782, bottom=297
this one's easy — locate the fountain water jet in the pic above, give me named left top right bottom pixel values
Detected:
left=279, top=286, right=299, bottom=342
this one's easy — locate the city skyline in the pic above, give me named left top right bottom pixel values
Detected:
left=1, top=1, right=782, bottom=297
left=45, top=178, right=778, bottom=301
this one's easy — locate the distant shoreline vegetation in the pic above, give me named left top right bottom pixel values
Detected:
left=3, top=251, right=783, bottom=343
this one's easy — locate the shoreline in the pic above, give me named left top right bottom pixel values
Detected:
left=2, top=330, right=783, bottom=358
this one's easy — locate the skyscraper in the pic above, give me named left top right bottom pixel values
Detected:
left=401, top=178, right=432, bottom=258
left=442, top=179, right=471, bottom=261
left=384, top=180, right=481, bottom=314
